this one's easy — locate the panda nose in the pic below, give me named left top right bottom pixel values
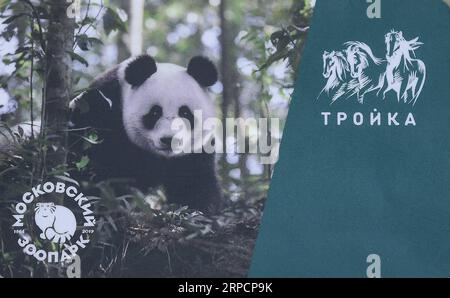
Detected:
left=160, top=137, right=173, bottom=147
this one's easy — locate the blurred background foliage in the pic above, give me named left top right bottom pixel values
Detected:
left=0, top=0, right=313, bottom=277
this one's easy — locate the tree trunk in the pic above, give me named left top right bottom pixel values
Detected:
left=219, top=0, right=232, bottom=146
left=219, top=0, right=232, bottom=190
left=129, top=0, right=145, bottom=56
left=43, top=0, right=75, bottom=172
left=220, top=0, right=248, bottom=195
left=8, top=1, right=27, bottom=124
left=117, top=0, right=130, bottom=61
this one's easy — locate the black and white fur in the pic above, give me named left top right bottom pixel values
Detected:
left=70, top=55, right=222, bottom=213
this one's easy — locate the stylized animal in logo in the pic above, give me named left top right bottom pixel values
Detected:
left=35, top=202, right=77, bottom=244
left=379, top=30, right=426, bottom=105
left=318, top=50, right=355, bottom=103
left=344, top=41, right=386, bottom=103
left=318, top=30, right=426, bottom=105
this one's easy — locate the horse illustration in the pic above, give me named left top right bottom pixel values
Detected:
left=379, top=30, right=426, bottom=105
left=318, top=50, right=353, bottom=103
left=344, top=41, right=386, bottom=104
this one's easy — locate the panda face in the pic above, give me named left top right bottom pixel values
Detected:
left=119, top=56, right=217, bottom=158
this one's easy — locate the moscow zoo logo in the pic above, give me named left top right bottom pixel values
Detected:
left=12, top=181, right=96, bottom=264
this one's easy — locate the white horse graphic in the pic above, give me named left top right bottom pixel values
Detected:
left=318, top=50, right=354, bottom=103
left=379, top=30, right=426, bottom=105
left=318, top=30, right=426, bottom=106
left=344, top=41, right=386, bottom=104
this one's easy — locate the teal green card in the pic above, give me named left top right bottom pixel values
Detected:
left=250, top=0, right=450, bottom=277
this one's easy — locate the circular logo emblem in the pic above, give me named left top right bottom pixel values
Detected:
left=11, top=181, right=96, bottom=264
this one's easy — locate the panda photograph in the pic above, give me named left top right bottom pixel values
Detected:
left=0, top=1, right=313, bottom=277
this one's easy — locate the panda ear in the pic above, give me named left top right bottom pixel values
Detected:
left=124, top=55, right=157, bottom=87
left=187, top=56, right=218, bottom=87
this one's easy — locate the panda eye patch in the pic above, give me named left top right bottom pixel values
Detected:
left=142, top=105, right=162, bottom=129
left=178, top=105, right=194, bottom=129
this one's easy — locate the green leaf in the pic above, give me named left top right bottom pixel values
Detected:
left=2, top=13, right=29, bottom=25
left=66, top=50, right=89, bottom=67
left=88, top=37, right=104, bottom=46
left=75, top=155, right=90, bottom=171
left=17, top=125, right=24, bottom=138
left=80, top=16, right=97, bottom=26
left=76, top=35, right=104, bottom=51
left=54, top=175, right=80, bottom=186
left=258, top=47, right=289, bottom=71
left=103, top=7, right=126, bottom=35
left=88, top=132, right=98, bottom=142
left=77, top=34, right=90, bottom=51
left=81, top=133, right=102, bottom=145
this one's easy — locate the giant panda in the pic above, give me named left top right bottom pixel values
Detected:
left=69, top=55, right=222, bottom=213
